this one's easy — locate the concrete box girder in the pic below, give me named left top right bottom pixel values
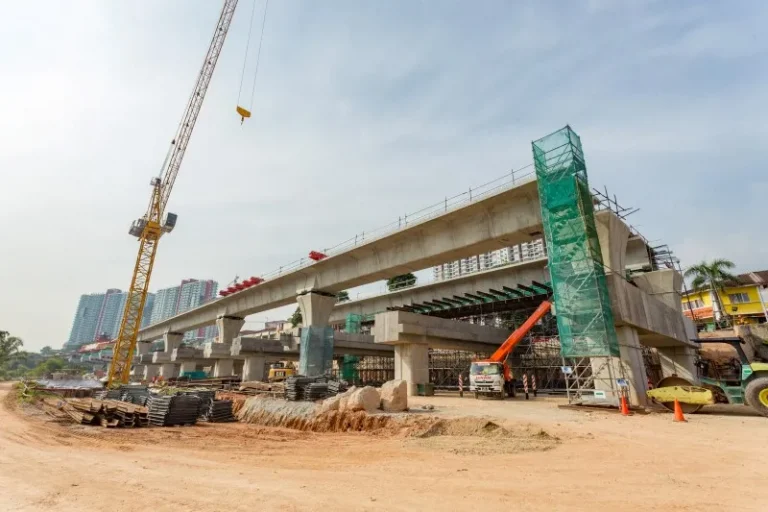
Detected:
left=137, top=179, right=542, bottom=341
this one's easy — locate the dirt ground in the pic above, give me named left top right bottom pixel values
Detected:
left=1, top=382, right=766, bottom=512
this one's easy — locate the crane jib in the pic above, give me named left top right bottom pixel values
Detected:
left=107, top=0, right=240, bottom=387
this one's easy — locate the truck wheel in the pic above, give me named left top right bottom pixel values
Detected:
left=744, top=376, right=768, bottom=417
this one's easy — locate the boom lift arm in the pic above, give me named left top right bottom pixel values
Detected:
left=488, top=300, right=552, bottom=362
left=107, top=0, right=240, bottom=386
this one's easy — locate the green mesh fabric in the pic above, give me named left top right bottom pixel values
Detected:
left=532, top=126, right=619, bottom=357
left=341, top=355, right=360, bottom=382
left=345, top=313, right=362, bottom=334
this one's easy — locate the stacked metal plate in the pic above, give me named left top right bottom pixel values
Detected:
left=147, top=395, right=200, bottom=426
left=205, top=400, right=235, bottom=422
left=181, top=389, right=215, bottom=418
left=120, top=386, right=150, bottom=406
left=327, top=380, right=348, bottom=396
left=284, top=377, right=313, bottom=401
left=305, top=382, right=329, bottom=401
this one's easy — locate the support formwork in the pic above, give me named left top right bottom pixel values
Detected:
left=428, top=349, right=490, bottom=390
left=332, top=356, right=394, bottom=386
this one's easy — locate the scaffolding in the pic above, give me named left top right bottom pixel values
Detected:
left=533, top=126, right=619, bottom=358
left=533, top=126, right=623, bottom=404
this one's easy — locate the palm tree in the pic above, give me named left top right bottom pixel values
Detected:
left=684, top=259, right=738, bottom=328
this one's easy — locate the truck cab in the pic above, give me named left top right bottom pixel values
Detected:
left=469, top=361, right=514, bottom=399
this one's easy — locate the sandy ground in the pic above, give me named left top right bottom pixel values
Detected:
left=1, top=382, right=766, bottom=512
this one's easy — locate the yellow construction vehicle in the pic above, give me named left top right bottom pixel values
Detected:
left=107, top=0, right=240, bottom=386
left=268, top=362, right=296, bottom=383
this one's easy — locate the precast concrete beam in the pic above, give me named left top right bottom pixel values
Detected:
left=137, top=179, right=543, bottom=342
left=595, top=210, right=630, bottom=276
left=373, top=310, right=511, bottom=352
left=633, top=269, right=683, bottom=314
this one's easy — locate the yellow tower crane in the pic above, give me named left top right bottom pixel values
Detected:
left=107, top=0, right=240, bottom=386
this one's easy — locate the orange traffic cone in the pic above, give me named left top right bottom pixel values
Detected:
left=620, top=395, right=631, bottom=416
left=673, top=399, right=687, bottom=422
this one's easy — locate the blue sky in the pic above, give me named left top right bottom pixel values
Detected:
left=1, top=0, right=767, bottom=350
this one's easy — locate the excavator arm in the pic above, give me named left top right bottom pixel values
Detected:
left=488, top=300, right=552, bottom=363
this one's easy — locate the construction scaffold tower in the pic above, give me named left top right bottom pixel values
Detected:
left=532, top=126, right=625, bottom=404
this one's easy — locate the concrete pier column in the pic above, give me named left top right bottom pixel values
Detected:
left=160, top=363, right=178, bottom=379
left=216, top=316, right=245, bottom=344
left=591, top=326, right=649, bottom=406
left=136, top=343, right=151, bottom=357
left=296, top=292, right=338, bottom=376
left=178, top=361, right=198, bottom=376
left=144, top=364, right=160, bottom=381
left=213, top=359, right=234, bottom=377
left=657, top=345, right=697, bottom=383
left=297, top=292, right=337, bottom=327
left=242, top=356, right=266, bottom=381
left=163, top=332, right=184, bottom=353
left=132, top=364, right=147, bottom=379
left=394, top=344, right=429, bottom=397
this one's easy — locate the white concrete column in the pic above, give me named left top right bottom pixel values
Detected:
left=242, top=356, right=266, bottom=381
left=144, top=364, right=160, bottom=381
left=296, top=292, right=337, bottom=327
left=591, top=326, right=649, bottom=407
left=131, top=364, right=147, bottom=379
left=213, top=359, right=234, bottom=377
left=216, top=316, right=245, bottom=344
left=394, top=344, right=429, bottom=397
left=657, top=345, right=697, bottom=383
left=163, top=332, right=184, bottom=353
left=178, top=361, right=198, bottom=376
left=135, top=343, right=151, bottom=357
left=160, top=363, right=178, bottom=379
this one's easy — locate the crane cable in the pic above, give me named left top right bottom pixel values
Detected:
left=236, top=0, right=270, bottom=123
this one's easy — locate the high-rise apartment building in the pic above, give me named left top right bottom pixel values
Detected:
left=432, top=239, right=546, bottom=282
left=147, top=279, right=219, bottom=341
left=65, top=289, right=156, bottom=348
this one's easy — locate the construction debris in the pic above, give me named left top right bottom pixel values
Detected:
left=42, top=397, right=149, bottom=428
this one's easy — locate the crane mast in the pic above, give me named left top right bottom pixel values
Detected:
left=107, top=0, right=239, bottom=386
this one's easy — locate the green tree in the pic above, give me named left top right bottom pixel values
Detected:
left=386, top=273, right=417, bottom=292
left=289, top=307, right=302, bottom=327
left=40, top=346, right=54, bottom=356
left=0, top=331, right=23, bottom=367
left=337, top=291, right=350, bottom=303
left=684, top=258, right=738, bottom=328
left=30, top=357, right=66, bottom=377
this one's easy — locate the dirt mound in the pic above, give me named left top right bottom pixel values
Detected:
left=409, top=417, right=560, bottom=455
left=414, top=418, right=506, bottom=438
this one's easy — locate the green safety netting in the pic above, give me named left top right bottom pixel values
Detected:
left=532, top=126, right=619, bottom=357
